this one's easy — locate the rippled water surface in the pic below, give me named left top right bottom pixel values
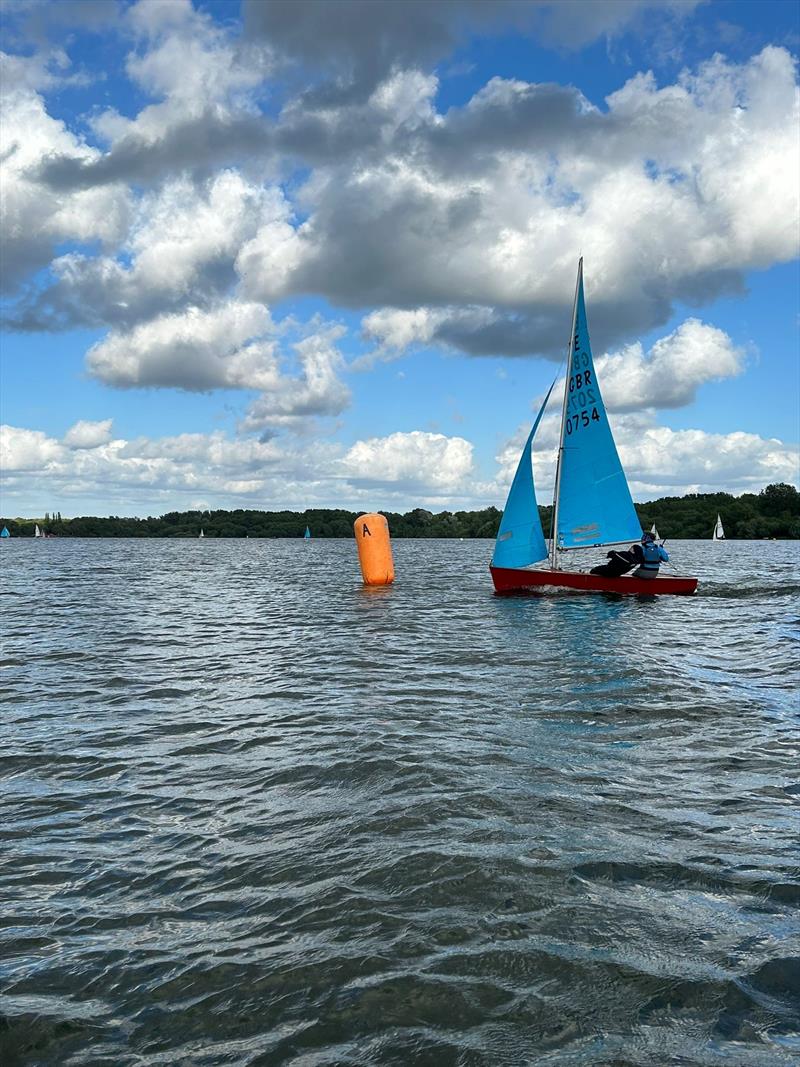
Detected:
left=1, top=538, right=798, bottom=1066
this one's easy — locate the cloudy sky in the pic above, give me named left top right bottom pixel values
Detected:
left=1, top=0, right=798, bottom=518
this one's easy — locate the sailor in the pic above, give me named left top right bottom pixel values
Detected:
left=589, top=548, right=637, bottom=577
left=632, top=531, right=669, bottom=579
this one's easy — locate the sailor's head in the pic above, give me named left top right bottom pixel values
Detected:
left=641, top=531, right=655, bottom=544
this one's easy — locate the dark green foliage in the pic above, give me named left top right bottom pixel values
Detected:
left=636, top=483, right=799, bottom=540
left=759, top=482, right=799, bottom=518
left=0, top=485, right=797, bottom=538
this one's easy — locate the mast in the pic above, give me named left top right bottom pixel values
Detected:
left=549, top=257, right=582, bottom=569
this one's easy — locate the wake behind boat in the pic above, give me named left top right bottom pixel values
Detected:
left=490, top=260, right=698, bottom=597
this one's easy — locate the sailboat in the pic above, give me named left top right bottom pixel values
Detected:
left=712, top=514, right=725, bottom=540
left=34, top=524, right=42, bottom=537
left=1, top=526, right=9, bottom=538
left=490, top=259, right=698, bottom=596
left=304, top=526, right=311, bottom=540
left=199, top=529, right=205, bottom=538
left=651, top=522, right=660, bottom=540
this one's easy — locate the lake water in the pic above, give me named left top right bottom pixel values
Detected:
left=1, top=538, right=798, bottom=1066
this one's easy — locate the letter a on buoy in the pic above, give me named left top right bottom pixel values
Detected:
left=354, top=513, right=394, bottom=586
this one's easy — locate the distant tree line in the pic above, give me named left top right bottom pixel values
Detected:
left=1, top=484, right=797, bottom=539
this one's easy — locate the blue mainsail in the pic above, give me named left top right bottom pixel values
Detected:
left=304, top=526, right=311, bottom=539
left=0, top=526, right=9, bottom=538
left=492, top=381, right=556, bottom=569
left=555, top=264, right=641, bottom=550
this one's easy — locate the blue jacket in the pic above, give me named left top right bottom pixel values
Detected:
left=640, top=541, right=669, bottom=571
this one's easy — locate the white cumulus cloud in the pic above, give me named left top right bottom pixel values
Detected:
left=596, top=318, right=747, bottom=411
left=84, top=302, right=351, bottom=432
left=239, top=323, right=351, bottom=432
left=341, top=430, right=474, bottom=490
left=1, top=425, right=63, bottom=471
left=0, top=423, right=478, bottom=514
left=86, top=301, right=274, bottom=390
left=64, top=419, right=114, bottom=449
left=18, top=172, right=295, bottom=331
left=259, top=46, right=800, bottom=357
left=614, top=415, right=800, bottom=497
left=0, top=82, right=130, bottom=292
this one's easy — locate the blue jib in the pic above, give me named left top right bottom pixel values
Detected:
left=492, top=380, right=556, bottom=568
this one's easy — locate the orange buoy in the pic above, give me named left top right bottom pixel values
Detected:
left=354, top=513, right=395, bottom=586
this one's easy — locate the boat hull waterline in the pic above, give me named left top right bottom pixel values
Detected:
left=490, top=565, right=698, bottom=596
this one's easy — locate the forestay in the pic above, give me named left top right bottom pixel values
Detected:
left=555, top=268, right=641, bottom=550
left=492, top=381, right=556, bottom=569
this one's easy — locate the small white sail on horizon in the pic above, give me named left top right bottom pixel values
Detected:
left=199, top=529, right=205, bottom=538
left=34, top=524, right=42, bottom=538
left=651, top=522, right=660, bottom=540
left=712, top=514, right=725, bottom=540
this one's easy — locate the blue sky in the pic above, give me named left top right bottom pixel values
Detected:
left=1, top=0, right=798, bottom=517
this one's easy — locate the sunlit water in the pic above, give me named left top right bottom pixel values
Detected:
left=1, top=538, right=798, bottom=1066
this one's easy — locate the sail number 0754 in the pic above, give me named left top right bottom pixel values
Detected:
left=565, top=408, right=601, bottom=434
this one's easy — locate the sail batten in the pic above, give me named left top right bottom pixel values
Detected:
left=558, top=539, right=644, bottom=552
left=492, top=380, right=556, bottom=569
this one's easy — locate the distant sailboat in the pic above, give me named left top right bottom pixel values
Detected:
left=199, top=529, right=205, bottom=538
left=34, top=524, right=42, bottom=538
left=304, top=526, right=311, bottom=539
left=712, top=514, right=725, bottom=541
left=490, top=259, right=698, bottom=596
left=651, top=522, right=660, bottom=540
left=1, top=526, right=9, bottom=538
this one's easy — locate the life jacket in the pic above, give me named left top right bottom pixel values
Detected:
left=640, top=541, right=663, bottom=571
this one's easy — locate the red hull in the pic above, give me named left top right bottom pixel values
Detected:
left=490, top=565, right=698, bottom=596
